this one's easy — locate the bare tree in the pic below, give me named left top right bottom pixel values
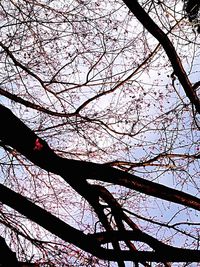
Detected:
left=0, top=0, right=199, bottom=266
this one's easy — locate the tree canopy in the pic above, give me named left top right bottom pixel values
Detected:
left=0, top=0, right=200, bottom=266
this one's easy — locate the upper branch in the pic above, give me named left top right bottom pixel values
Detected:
left=121, top=0, right=200, bottom=113
left=0, top=86, right=76, bottom=118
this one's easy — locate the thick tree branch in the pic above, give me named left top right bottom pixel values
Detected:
left=0, top=104, right=200, bottom=211
left=0, top=183, right=99, bottom=254
left=0, top=184, right=200, bottom=262
left=0, top=236, right=20, bottom=267
left=121, top=0, right=200, bottom=113
left=0, top=104, right=199, bottom=262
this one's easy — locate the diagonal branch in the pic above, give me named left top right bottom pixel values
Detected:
left=0, top=183, right=100, bottom=254
left=1, top=183, right=200, bottom=262
left=0, top=103, right=200, bottom=211
left=121, top=0, right=200, bottom=113
left=0, top=86, right=76, bottom=118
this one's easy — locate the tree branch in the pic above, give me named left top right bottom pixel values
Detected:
left=0, top=183, right=200, bottom=262
left=0, top=183, right=100, bottom=254
left=0, top=86, right=76, bottom=118
left=0, top=236, right=20, bottom=267
left=0, top=104, right=200, bottom=211
left=121, top=0, right=200, bottom=113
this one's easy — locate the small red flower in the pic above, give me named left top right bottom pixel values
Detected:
left=34, top=138, right=43, bottom=151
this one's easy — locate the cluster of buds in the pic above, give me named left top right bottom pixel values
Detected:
left=33, top=138, right=43, bottom=151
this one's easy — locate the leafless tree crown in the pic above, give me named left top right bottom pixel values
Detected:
left=0, top=0, right=199, bottom=266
